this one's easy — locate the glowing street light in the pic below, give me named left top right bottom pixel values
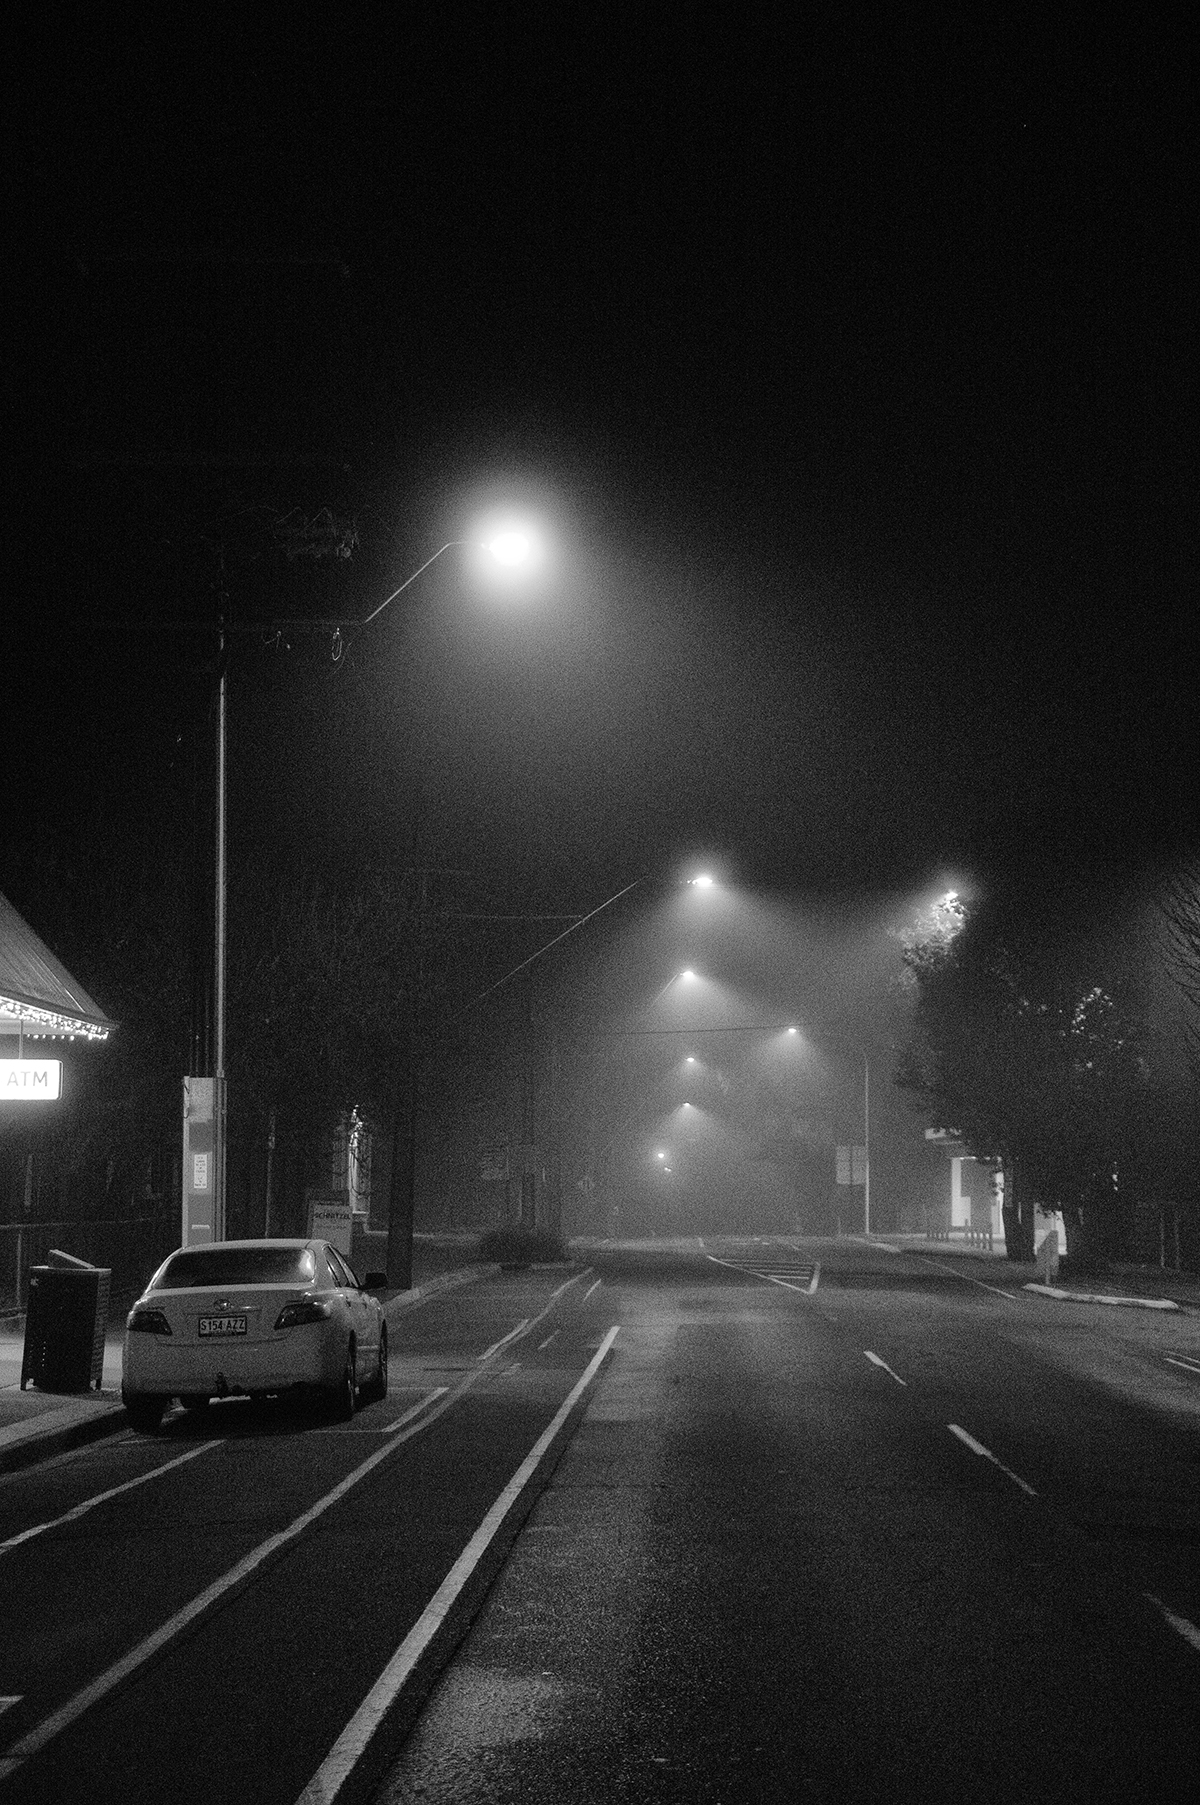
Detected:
left=485, top=528, right=534, bottom=566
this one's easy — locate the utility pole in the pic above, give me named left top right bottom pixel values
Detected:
left=863, top=1049, right=871, bottom=1238
left=385, top=866, right=430, bottom=1290
left=520, top=968, right=537, bottom=1228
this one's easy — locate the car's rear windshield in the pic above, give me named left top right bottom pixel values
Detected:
left=154, top=1247, right=317, bottom=1290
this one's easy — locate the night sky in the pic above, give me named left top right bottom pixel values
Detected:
left=7, top=10, right=1196, bottom=929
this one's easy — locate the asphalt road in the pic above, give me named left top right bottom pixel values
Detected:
left=375, top=1237, right=1200, bottom=1805
left=0, top=1264, right=614, bottom=1805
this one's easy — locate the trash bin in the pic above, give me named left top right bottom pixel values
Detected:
left=20, top=1250, right=112, bottom=1393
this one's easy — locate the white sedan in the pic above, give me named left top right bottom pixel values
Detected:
left=121, top=1239, right=388, bottom=1431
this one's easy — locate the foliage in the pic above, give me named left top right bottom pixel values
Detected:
left=1157, top=855, right=1200, bottom=1069
left=894, top=892, right=1150, bottom=1262
left=476, top=1225, right=569, bottom=1265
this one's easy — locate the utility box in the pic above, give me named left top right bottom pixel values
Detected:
left=21, top=1251, right=111, bottom=1393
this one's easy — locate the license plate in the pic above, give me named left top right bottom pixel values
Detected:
left=199, top=1315, right=247, bottom=1337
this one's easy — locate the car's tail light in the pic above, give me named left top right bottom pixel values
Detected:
left=127, top=1306, right=172, bottom=1335
left=274, top=1296, right=332, bottom=1330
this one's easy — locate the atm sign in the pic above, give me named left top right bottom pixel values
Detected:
left=1, top=1060, right=63, bottom=1101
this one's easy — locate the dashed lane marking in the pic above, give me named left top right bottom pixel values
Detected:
left=582, top=1277, right=602, bottom=1304
left=1145, top=1594, right=1200, bottom=1656
left=537, top=1330, right=561, bottom=1351
left=864, top=1351, right=907, bottom=1386
left=948, top=1424, right=1038, bottom=1497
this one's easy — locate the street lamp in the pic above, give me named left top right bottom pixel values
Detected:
left=180, top=527, right=536, bottom=1260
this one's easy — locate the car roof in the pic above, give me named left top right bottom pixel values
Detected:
left=159, top=1239, right=330, bottom=1261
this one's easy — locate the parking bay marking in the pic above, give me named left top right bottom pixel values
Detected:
left=382, top=1388, right=449, bottom=1434
left=478, top=1319, right=531, bottom=1362
left=475, top=1265, right=596, bottom=1364
left=0, top=1439, right=222, bottom=1559
left=295, top=1325, right=621, bottom=1805
left=0, top=1376, right=475, bottom=1781
left=0, top=1285, right=601, bottom=1781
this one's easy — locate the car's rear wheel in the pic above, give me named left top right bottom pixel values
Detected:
left=361, top=1327, right=388, bottom=1404
left=123, top=1390, right=167, bottom=1432
left=179, top=1393, right=211, bottom=1412
left=327, top=1344, right=356, bottom=1422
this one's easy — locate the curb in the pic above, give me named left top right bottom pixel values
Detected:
left=383, top=1263, right=499, bottom=1318
left=1023, top=1283, right=1182, bottom=1312
left=0, top=1397, right=128, bottom=1477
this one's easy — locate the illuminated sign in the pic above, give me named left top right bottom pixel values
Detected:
left=0, top=1059, right=63, bottom=1100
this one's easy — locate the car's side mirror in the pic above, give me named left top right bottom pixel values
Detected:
left=363, top=1271, right=389, bottom=1292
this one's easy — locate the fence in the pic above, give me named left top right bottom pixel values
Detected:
left=925, top=1226, right=996, bottom=1251
left=0, top=1216, right=175, bottom=1323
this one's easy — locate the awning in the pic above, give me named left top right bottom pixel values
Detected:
left=0, top=892, right=115, bottom=1041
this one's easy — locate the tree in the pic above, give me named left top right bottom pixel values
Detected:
left=894, top=892, right=1150, bottom=1265
left=1158, top=855, right=1200, bottom=1069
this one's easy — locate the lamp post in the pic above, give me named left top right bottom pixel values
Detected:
left=180, top=526, right=537, bottom=1258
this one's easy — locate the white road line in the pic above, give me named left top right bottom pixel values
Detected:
left=808, top=1263, right=820, bottom=1293
left=382, top=1388, right=448, bottom=1434
left=477, top=1319, right=531, bottom=1362
left=0, top=1699, right=19, bottom=1715
left=0, top=1385, right=467, bottom=1782
left=582, top=1277, right=602, bottom=1304
left=947, top=1424, right=1038, bottom=1497
left=295, top=1325, right=621, bottom=1805
left=909, top=1255, right=1016, bottom=1300
left=1145, top=1593, right=1200, bottom=1656
left=1165, top=1355, right=1200, bottom=1376
left=864, top=1351, right=907, bottom=1386
left=0, top=1439, right=222, bottom=1558
left=704, top=1254, right=818, bottom=1292
left=537, top=1329, right=561, bottom=1351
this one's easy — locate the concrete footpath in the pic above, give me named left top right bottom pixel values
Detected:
left=882, top=1233, right=1200, bottom=1311
left=0, top=1237, right=495, bottom=1477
